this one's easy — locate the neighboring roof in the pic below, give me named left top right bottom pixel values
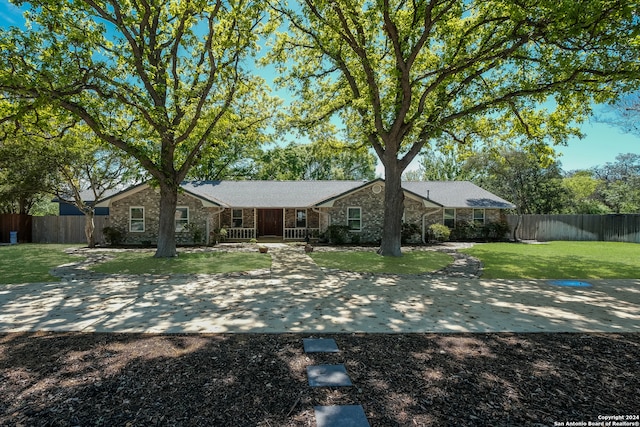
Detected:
left=402, top=181, right=515, bottom=209
left=96, top=179, right=515, bottom=209
left=182, top=180, right=366, bottom=208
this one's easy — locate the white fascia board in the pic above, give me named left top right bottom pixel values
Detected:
left=421, top=199, right=442, bottom=208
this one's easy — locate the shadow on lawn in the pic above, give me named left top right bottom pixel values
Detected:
left=477, top=251, right=640, bottom=279
left=2, top=246, right=639, bottom=424
left=1, top=332, right=639, bottom=426
left=0, top=269, right=639, bottom=334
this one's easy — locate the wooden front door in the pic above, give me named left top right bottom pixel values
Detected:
left=258, top=209, right=283, bottom=236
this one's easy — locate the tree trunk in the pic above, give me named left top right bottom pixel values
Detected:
left=512, top=213, right=521, bottom=242
left=378, top=161, right=404, bottom=257
left=85, top=211, right=95, bottom=248
left=155, top=182, right=178, bottom=258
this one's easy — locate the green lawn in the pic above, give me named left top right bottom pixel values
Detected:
left=309, top=250, right=453, bottom=274
left=90, top=251, right=272, bottom=275
left=4, top=242, right=637, bottom=283
left=462, top=241, right=640, bottom=279
left=0, top=244, right=81, bottom=284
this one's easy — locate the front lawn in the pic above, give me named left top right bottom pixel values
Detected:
left=0, top=244, right=81, bottom=284
left=462, top=241, right=640, bottom=279
left=309, top=250, right=453, bottom=274
left=90, top=250, right=272, bottom=275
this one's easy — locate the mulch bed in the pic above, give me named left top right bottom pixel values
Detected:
left=1, top=332, right=638, bottom=426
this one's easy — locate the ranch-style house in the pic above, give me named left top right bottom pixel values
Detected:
left=95, top=179, right=515, bottom=245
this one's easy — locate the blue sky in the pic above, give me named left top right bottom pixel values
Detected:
left=1, top=0, right=638, bottom=172
left=553, top=117, right=638, bottom=171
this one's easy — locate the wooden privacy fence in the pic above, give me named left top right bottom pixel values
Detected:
left=507, top=214, right=640, bottom=243
left=31, top=216, right=108, bottom=244
left=0, top=214, right=32, bottom=243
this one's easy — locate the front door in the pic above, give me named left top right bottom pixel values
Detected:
left=257, top=209, right=283, bottom=236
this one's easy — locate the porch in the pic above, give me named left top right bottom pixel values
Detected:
left=225, top=227, right=320, bottom=241
left=211, top=207, right=323, bottom=242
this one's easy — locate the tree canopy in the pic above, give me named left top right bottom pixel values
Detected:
left=269, top=0, right=640, bottom=255
left=0, top=105, right=142, bottom=244
left=465, top=148, right=569, bottom=215
left=52, top=124, right=143, bottom=247
left=251, top=140, right=377, bottom=180
left=602, top=93, right=640, bottom=137
left=0, top=130, right=59, bottom=214
left=0, top=0, right=275, bottom=256
left=591, top=153, right=640, bottom=213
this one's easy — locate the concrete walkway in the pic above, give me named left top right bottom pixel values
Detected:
left=0, top=245, right=638, bottom=334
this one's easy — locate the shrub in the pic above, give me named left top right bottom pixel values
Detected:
left=481, top=220, right=511, bottom=241
left=184, top=222, right=204, bottom=244
left=326, top=224, right=351, bottom=245
left=350, top=232, right=361, bottom=245
left=451, top=220, right=477, bottom=241
left=401, top=222, right=421, bottom=244
left=213, top=228, right=227, bottom=243
left=102, top=226, right=124, bottom=246
left=428, top=223, right=451, bottom=242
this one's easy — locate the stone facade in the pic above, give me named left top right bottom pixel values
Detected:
left=109, top=187, right=209, bottom=245
left=327, top=185, right=384, bottom=243
left=324, top=185, right=507, bottom=243
left=107, top=184, right=509, bottom=245
left=451, top=208, right=503, bottom=225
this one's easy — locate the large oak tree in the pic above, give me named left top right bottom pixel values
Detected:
left=0, top=0, right=274, bottom=257
left=270, top=0, right=640, bottom=256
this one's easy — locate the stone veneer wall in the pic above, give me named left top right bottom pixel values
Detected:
left=326, top=185, right=507, bottom=243
left=327, top=185, right=389, bottom=243
left=419, top=208, right=505, bottom=227
left=109, top=186, right=508, bottom=245
left=109, top=187, right=209, bottom=245
left=454, top=208, right=503, bottom=224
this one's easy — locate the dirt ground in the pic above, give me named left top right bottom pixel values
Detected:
left=1, top=332, right=638, bottom=426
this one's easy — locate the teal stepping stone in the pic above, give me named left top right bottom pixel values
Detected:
left=314, top=405, right=370, bottom=427
left=303, top=338, right=340, bottom=353
left=307, top=364, right=352, bottom=387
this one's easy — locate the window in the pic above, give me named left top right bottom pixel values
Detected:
left=347, top=207, right=361, bottom=231
left=473, top=209, right=485, bottom=225
left=232, top=209, right=243, bottom=227
left=444, top=208, right=456, bottom=228
left=130, top=207, right=145, bottom=232
left=175, top=207, right=189, bottom=232
left=296, top=209, right=307, bottom=228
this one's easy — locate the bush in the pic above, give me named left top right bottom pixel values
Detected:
left=401, top=222, right=421, bottom=244
left=428, top=223, right=451, bottom=242
left=213, top=228, right=227, bottom=244
left=184, top=222, right=204, bottom=244
left=350, top=233, right=360, bottom=245
left=451, top=220, right=477, bottom=241
left=326, top=224, right=352, bottom=245
left=102, top=226, right=124, bottom=246
left=481, top=220, right=510, bottom=241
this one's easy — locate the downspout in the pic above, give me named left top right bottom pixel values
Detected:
left=422, top=213, right=428, bottom=244
left=422, top=191, right=431, bottom=244
left=422, top=207, right=441, bottom=244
